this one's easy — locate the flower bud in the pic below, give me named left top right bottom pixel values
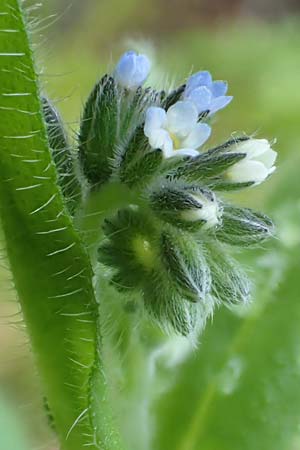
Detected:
left=205, top=243, right=251, bottom=306
left=180, top=189, right=220, bottom=229
left=78, top=75, right=118, bottom=186
left=216, top=205, right=274, bottom=247
left=225, top=138, right=277, bottom=185
left=115, top=51, right=151, bottom=90
left=149, top=184, right=221, bottom=231
left=144, top=227, right=213, bottom=336
left=98, top=207, right=214, bottom=336
left=160, top=227, right=211, bottom=302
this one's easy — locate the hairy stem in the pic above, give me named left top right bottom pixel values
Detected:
left=0, top=2, right=120, bottom=449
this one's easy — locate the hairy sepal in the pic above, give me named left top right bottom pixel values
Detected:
left=205, top=243, right=251, bottom=306
left=78, top=75, right=118, bottom=186
left=42, top=97, right=82, bottom=214
left=216, top=205, right=274, bottom=246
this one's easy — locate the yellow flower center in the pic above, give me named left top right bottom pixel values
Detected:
left=169, top=132, right=182, bottom=150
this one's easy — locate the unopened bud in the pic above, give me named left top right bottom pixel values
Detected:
left=149, top=184, right=221, bottom=230
left=115, top=51, right=151, bottom=90
left=224, top=138, right=277, bottom=186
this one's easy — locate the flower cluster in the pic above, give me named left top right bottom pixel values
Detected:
left=46, top=50, right=276, bottom=337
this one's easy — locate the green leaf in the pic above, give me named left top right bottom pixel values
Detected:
left=0, top=3, right=120, bottom=449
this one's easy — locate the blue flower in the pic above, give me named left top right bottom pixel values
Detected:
left=184, top=71, right=233, bottom=116
left=144, top=101, right=211, bottom=159
left=115, top=51, right=151, bottom=90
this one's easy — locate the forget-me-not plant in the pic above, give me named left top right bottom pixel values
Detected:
left=76, top=50, right=277, bottom=335
left=0, top=0, right=284, bottom=450
left=0, top=6, right=279, bottom=446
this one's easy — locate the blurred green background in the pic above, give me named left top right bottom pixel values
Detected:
left=1, top=0, right=300, bottom=448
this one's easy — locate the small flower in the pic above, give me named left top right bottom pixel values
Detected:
left=115, top=51, right=151, bottom=89
left=184, top=70, right=233, bottom=116
left=180, top=190, right=220, bottom=229
left=144, top=101, right=211, bottom=158
left=149, top=184, right=221, bottom=230
left=225, top=138, right=277, bottom=185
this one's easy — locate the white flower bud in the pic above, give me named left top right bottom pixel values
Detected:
left=114, top=51, right=151, bottom=89
left=181, top=191, right=220, bottom=229
left=225, top=138, right=277, bottom=185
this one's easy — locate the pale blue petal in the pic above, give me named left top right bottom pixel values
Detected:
left=115, top=51, right=151, bottom=89
left=182, top=123, right=211, bottom=149
left=185, top=71, right=212, bottom=96
left=144, top=107, right=167, bottom=137
left=115, top=51, right=136, bottom=87
left=185, top=86, right=212, bottom=114
left=148, top=129, right=173, bottom=156
left=149, top=129, right=173, bottom=158
left=166, top=101, right=198, bottom=138
left=211, top=81, right=228, bottom=97
left=131, top=54, right=151, bottom=87
left=174, top=148, right=199, bottom=158
left=208, top=96, right=233, bottom=115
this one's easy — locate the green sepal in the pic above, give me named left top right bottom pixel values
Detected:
left=149, top=182, right=216, bottom=231
left=78, top=75, right=118, bottom=186
left=98, top=207, right=213, bottom=336
left=209, top=180, right=255, bottom=191
left=119, top=86, right=160, bottom=140
left=208, top=136, right=250, bottom=155
left=120, top=149, right=163, bottom=188
left=160, top=227, right=211, bottom=302
left=177, top=150, right=246, bottom=183
left=143, top=232, right=214, bottom=335
left=216, top=205, right=274, bottom=246
left=161, top=84, right=186, bottom=110
left=42, top=97, right=82, bottom=214
left=143, top=281, right=206, bottom=337
left=159, top=154, right=191, bottom=176
left=118, top=124, right=151, bottom=175
left=99, top=207, right=159, bottom=290
left=204, top=243, right=251, bottom=305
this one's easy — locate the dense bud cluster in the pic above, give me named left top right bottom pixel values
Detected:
left=44, top=50, right=276, bottom=336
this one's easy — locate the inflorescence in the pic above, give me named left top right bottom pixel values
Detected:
left=45, top=50, right=277, bottom=337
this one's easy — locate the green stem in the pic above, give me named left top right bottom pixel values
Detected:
left=76, top=182, right=159, bottom=450
left=0, top=2, right=121, bottom=449
left=75, top=182, right=142, bottom=260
